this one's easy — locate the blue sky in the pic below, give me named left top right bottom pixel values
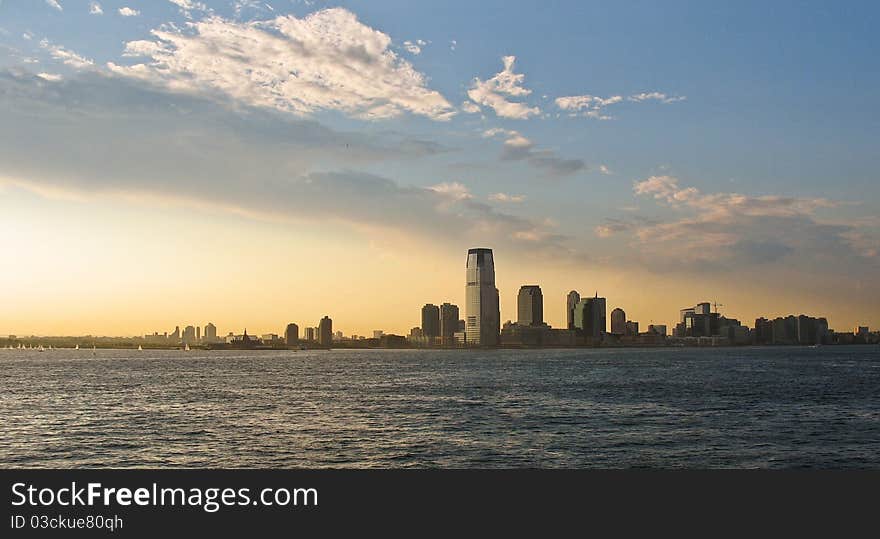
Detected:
left=0, top=0, right=878, bottom=334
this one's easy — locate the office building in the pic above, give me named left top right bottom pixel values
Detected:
left=573, top=294, right=606, bottom=341
left=566, top=290, right=580, bottom=330
left=421, top=304, right=441, bottom=343
left=285, top=323, right=299, bottom=345
left=440, top=303, right=460, bottom=346
left=610, top=308, right=626, bottom=335
left=318, top=316, right=332, bottom=346
left=465, top=248, right=500, bottom=346
left=517, top=285, right=543, bottom=327
left=304, top=327, right=315, bottom=341
left=204, top=322, right=217, bottom=343
left=182, top=325, right=196, bottom=344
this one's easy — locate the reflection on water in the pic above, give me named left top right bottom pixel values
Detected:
left=1, top=346, right=878, bottom=468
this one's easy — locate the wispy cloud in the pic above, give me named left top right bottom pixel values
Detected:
left=483, top=128, right=585, bottom=177
left=89, top=2, right=103, bottom=15
left=118, top=7, right=140, bottom=17
left=39, top=39, right=94, bottom=69
left=489, top=192, right=526, bottom=203
left=556, top=91, right=685, bottom=119
left=45, top=0, right=63, bottom=12
left=109, top=8, right=455, bottom=121
left=465, top=56, right=540, bottom=119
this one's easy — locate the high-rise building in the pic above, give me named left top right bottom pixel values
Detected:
left=170, top=326, right=180, bottom=341
left=517, top=285, right=543, bottom=327
left=440, top=303, right=460, bottom=346
left=566, top=290, right=580, bottom=330
left=573, top=294, right=606, bottom=340
left=182, top=325, right=196, bottom=344
left=318, top=316, right=332, bottom=346
left=196, top=326, right=201, bottom=342
left=465, top=248, right=500, bottom=346
left=204, top=322, right=217, bottom=342
left=285, top=323, right=299, bottom=345
left=610, top=308, right=626, bottom=335
left=421, top=304, right=441, bottom=343
left=304, top=327, right=315, bottom=341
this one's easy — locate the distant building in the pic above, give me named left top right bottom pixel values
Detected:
left=304, top=327, right=315, bottom=341
left=856, top=326, right=870, bottom=338
left=285, top=323, right=299, bottom=345
left=517, top=285, right=544, bottom=327
left=625, top=320, right=639, bottom=336
left=573, top=294, right=606, bottom=341
left=610, top=308, right=626, bottom=335
left=675, top=302, right=720, bottom=338
left=170, top=326, right=180, bottom=341
left=566, top=290, right=580, bottom=330
left=182, top=325, right=196, bottom=344
left=440, top=303, right=460, bottom=346
left=204, top=323, right=217, bottom=343
left=647, top=324, right=667, bottom=337
left=373, top=330, right=384, bottom=339
left=421, top=304, right=441, bottom=343
left=318, top=316, right=332, bottom=346
left=196, top=326, right=201, bottom=342
left=465, top=248, right=500, bottom=346
left=261, top=333, right=279, bottom=345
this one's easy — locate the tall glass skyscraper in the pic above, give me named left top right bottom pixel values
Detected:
left=465, top=248, right=500, bottom=346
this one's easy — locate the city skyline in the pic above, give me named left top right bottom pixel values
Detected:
left=4, top=245, right=873, bottom=342
left=1, top=1, right=878, bottom=336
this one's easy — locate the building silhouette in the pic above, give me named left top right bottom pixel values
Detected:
left=517, top=285, right=544, bottom=326
left=610, top=308, right=626, bottom=335
left=439, top=303, right=460, bottom=346
left=573, top=294, right=606, bottom=341
left=304, top=327, right=315, bottom=341
left=318, top=316, right=332, bottom=346
left=465, top=248, right=500, bottom=346
left=566, top=290, right=580, bottom=330
left=182, top=325, right=196, bottom=344
left=204, top=322, right=217, bottom=342
left=421, top=304, right=440, bottom=343
left=285, top=323, right=299, bottom=345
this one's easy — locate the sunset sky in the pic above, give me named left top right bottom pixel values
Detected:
left=1, top=0, right=878, bottom=336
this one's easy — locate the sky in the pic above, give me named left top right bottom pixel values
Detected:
left=0, top=0, right=878, bottom=337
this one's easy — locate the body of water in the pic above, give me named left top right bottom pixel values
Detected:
left=1, top=346, right=878, bottom=468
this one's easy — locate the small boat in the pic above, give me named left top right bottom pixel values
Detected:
left=75, top=344, right=79, bottom=350
left=184, top=343, right=191, bottom=351
left=138, top=345, right=143, bottom=351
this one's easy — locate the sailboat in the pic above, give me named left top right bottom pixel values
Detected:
left=138, top=345, right=143, bottom=351
left=184, top=343, right=191, bottom=351
left=75, top=344, right=79, bottom=350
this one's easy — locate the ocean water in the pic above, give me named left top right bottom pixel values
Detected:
left=0, top=346, right=878, bottom=468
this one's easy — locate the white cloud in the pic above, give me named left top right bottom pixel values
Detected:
left=108, top=8, right=456, bottom=121
left=556, top=91, right=685, bottom=119
left=39, top=39, right=94, bottom=70
left=89, top=2, right=103, bottom=15
left=429, top=182, right=472, bottom=200
left=45, top=0, right=63, bottom=11
left=167, top=0, right=209, bottom=18
left=460, top=100, right=481, bottom=114
left=402, top=40, right=424, bottom=55
left=633, top=175, right=836, bottom=218
left=591, top=175, right=872, bottom=271
left=36, top=72, right=63, bottom=81
left=450, top=40, right=456, bottom=51
left=466, top=56, right=540, bottom=119
left=118, top=7, right=140, bottom=16
left=555, top=94, right=622, bottom=120
left=489, top=192, right=526, bottom=203
left=599, top=165, right=612, bottom=175
left=629, top=92, right=686, bottom=104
